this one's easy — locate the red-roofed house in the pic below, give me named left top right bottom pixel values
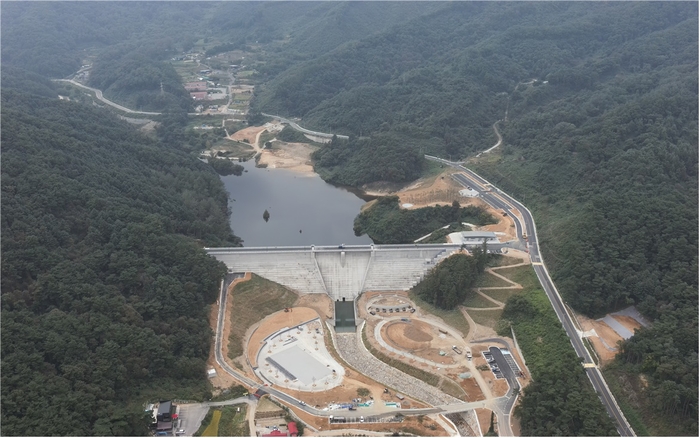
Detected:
left=287, top=422, right=298, bottom=437
left=261, top=430, right=287, bottom=437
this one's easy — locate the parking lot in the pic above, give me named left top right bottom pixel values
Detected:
left=500, top=349, right=522, bottom=375
left=482, top=351, right=504, bottom=379
left=175, top=403, right=210, bottom=436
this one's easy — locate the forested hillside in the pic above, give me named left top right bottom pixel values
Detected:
left=1, top=72, right=240, bottom=435
left=253, top=2, right=698, bottom=434
left=2, top=1, right=697, bottom=435
left=89, top=42, right=194, bottom=113
left=1, top=2, right=437, bottom=113
left=354, top=196, right=496, bottom=244
left=0, top=2, right=211, bottom=78
left=413, top=253, right=486, bottom=309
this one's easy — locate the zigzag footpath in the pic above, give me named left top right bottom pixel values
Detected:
left=425, top=155, right=635, bottom=437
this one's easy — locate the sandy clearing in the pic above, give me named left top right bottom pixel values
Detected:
left=257, top=141, right=316, bottom=174
left=476, top=408, right=494, bottom=435
left=294, top=294, right=334, bottom=320
left=449, top=373, right=486, bottom=402
left=230, top=125, right=266, bottom=145
left=364, top=169, right=520, bottom=242
left=246, top=307, right=320, bottom=367
left=381, top=320, right=460, bottom=366
left=576, top=313, right=624, bottom=365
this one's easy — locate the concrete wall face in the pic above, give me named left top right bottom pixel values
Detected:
left=206, top=245, right=460, bottom=297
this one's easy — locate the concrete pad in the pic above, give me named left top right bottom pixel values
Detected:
left=268, top=345, right=332, bottom=385
left=600, top=315, right=633, bottom=340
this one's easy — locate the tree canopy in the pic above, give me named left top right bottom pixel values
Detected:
left=353, top=196, right=496, bottom=244
left=1, top=73, right=240, bottom=435
left=411, top=253, right=486, bottom=310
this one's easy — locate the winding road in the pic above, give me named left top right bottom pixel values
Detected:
left=478, top=120, right=503, bottom=156
left=52, top=79, right=163, bottom=115
left=57, top=74, right=628, bottom=434
left=261, top=113, right=349, bottom=140
left=425, top=155, right=636, bottom=437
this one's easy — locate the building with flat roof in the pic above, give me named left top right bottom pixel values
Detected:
left=448, top=231, right=499, bottom=245
left=157, top=401, right=172, bottom=421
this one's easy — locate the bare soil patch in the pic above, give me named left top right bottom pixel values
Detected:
left=370, top=169, right=519, bottom=241
left=230, top=125, right=266, bottom=144
left=396, top=172, right=464, bottom=208
left=449, top=375, right=486, bottom=402
left=325, top=416, right=447, bottom=436
left=475, top=408, right=494, bottom=435
left=403, top=323, right=434, bottom=343
left=576, top=313, right=624, bottom=365
left=295, top=293, right=334, bottom=320
left=381, top=320, right=459, bottom=365
left=257, top=141, right=316, bottom=174
left=246, top=307, right=320, bottom=367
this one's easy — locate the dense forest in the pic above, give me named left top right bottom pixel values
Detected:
left=88, top=43, right=193, bottom=113
left=412, top=253, right=486, bottom=309
left=252, top=3, right=697, bottom=434
left=354, top=196, right=496, bottom=244
left=502, top=293, right=617, bottom=436
left=1, top=1, right=697, bottom=435
left=313, top=135, right=427, bottom=186
left=1, top=71, right=240, bottom=435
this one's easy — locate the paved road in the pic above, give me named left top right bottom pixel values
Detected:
left=52, top=79, right=206, bottom=116
left=426, top=155, right=635, bottom=437
left=489, top=347, right=519, bottom=436
left=214, top=274, right=448, bottom=420
left=478, top=120, right=503, bottom=156
left=205, top=241, right=519, bottom=257
left=52, top=79, right=162, bottom=115
left=261, top=113, right=349, bottom=140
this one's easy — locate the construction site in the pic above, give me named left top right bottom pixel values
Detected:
left=204, top=237, right=534, bottom=436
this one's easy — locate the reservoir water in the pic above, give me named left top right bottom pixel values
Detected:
left=220, top=160, right=373, bottom=247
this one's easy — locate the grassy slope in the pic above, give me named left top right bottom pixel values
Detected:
left=227, top=274, right=298, bottom=359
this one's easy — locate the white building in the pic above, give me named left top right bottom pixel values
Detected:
left=448, top=231, right=499, bottom=245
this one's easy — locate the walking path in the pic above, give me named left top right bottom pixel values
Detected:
left=373, top=317, right=465, bottom=369
left=476, top=120, right=503, bottom=157
left=464, top=262, right=529, bottom=312
left=334, top=325, right=461, bottom=407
